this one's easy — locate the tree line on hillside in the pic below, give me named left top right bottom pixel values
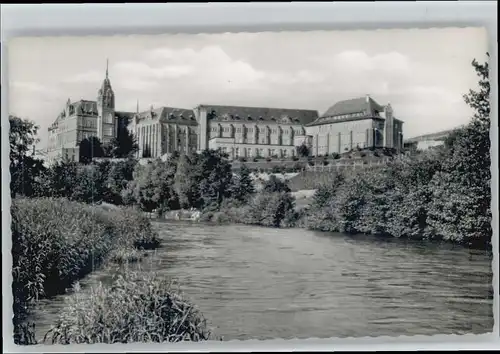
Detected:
left=304, top=54, right=492, bottom=248
left=8, top=54, right=492, bottom=247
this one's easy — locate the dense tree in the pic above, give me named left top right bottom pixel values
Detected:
left=9, top=116, right=39, bottom=164
left=199, top=151, right=234, bottom=209
left=427, top=54, right=491, bottom=246
left=9, top=115, right=46, bottom=197
left=262, top=175, right=291, bottom=194
left=310, top=173, right=344, bottom=209
left=71, top=164, right=106, bottom=204
left=124, top=154, right=180, bottom=213
left=109, top=129, right=139, bottom=158
left=296, top=143, right=310, bottom=158
left=173, top=150, right=233, bottom=210
left=39, top=160, right=79, bottom=200
left=104, top=159, right=138, bottom=205
left=79, top=136, right=104, bottom=164
left=173, top=153, right=200, bottom=209
left=231, top=164, right=255, bottom=202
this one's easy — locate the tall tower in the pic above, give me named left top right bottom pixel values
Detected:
left=97, top=59, right=116, bottom=144
left=383, top=103, right=394, bottom=149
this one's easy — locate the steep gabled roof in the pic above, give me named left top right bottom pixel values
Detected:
left=199, top=104, right=319, bottom=125
left=71, top=100, right=98, bottom=115
left=307, top=96, right=386, bottom=127
left=50, top=99, right=99, bottom=129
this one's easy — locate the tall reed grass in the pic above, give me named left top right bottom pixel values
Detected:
left=11, top=197, right=160, bottom=344
left=44, top=272, right=214, bottom=344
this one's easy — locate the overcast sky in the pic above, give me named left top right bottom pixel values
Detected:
left=8, top=27, right=488, bottom=149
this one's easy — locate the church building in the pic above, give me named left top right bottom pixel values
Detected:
left=46, top=62, right=404, bottom=164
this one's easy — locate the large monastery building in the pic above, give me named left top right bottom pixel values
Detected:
left=46, top=62, right=404, bottom=164
left=194, top=104, right=318, bottom=160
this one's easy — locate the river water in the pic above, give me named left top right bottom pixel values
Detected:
left=32, top=221, right=494, bottom=341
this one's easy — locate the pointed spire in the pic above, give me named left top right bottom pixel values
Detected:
left=136, top=99, right=139, bottom=113
left=106, top=58, right=109, bottom=79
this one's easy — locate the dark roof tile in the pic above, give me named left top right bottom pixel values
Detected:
left=200, top=104, right=318, bottom=125
left=134, top=106, right=198, bottom=126
left=308, top=96, right=387, bottom=126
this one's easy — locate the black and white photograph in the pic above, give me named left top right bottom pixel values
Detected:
left=4, top=9, right=496, bottom=349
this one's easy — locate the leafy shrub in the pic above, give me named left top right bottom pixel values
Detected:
left=242, top=192, right=296, bottom=228
left=44, top=272, right=213, bottom=344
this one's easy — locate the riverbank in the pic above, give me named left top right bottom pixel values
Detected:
left=198, top=180, right=491, bottom=251
left=31, top=222, right=492, bottom=340
left=11, top=197, right=213, bottom=345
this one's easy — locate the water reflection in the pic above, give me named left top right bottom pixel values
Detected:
left=32, top=221, right=493, bottom=341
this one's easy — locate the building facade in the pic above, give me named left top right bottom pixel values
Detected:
left=46, top=63, right=404, bottom=164
left=46, top=61, right=129, bottom=164
left=194, top=105, right=317, bottom=160
left=128, top=106, right=199, bottom=159
left=305, top=95, right=404, bottom=156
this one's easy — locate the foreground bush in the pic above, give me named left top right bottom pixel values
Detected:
left=11, top=197, right=160, bottom=344
left=44, top=272, right=213, bottom=344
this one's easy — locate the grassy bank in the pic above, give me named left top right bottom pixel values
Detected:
left=11, top=197, right=160, bottom=345
left=44, top=272, right=214, bottom=344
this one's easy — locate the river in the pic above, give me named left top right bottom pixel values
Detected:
left=32, top=221, right=494, bottom=341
